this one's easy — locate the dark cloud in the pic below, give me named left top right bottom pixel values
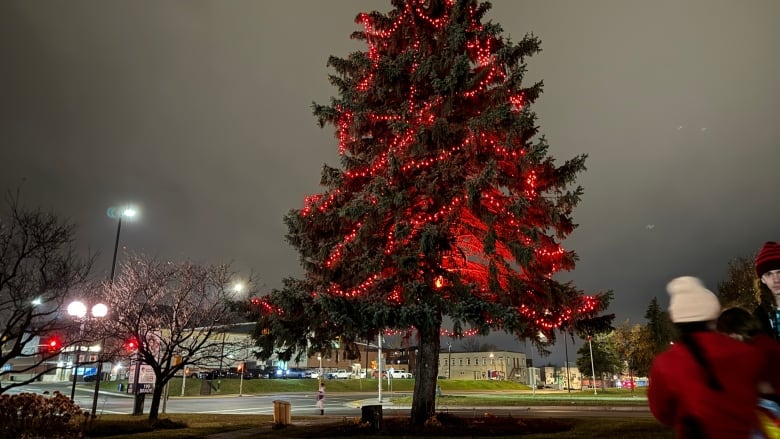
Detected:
left=2, top=1, right=778, bottom=363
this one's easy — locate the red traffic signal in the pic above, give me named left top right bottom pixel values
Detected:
left=46, top=337, right=62, bottom=352
left=125, top=338, right=138, bottom=351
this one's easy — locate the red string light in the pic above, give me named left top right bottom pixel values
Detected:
left=294, top=0, right=597, bottom=334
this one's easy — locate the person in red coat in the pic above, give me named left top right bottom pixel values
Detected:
left=648, top=276, right=765, bottom=438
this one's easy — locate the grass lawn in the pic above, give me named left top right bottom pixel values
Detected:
left=105, top=376, right=647, bottom=400
left=81, top=380, right=661, bottom=438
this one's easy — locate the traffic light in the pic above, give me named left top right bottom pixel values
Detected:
left=46, top=336, right=62, bottom=352
left=125, top=338, right=138, bottom=352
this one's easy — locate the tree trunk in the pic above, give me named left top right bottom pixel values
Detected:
left=148, top=382, right=164, bottom=420
left=410, top=315, right=441, bottom=425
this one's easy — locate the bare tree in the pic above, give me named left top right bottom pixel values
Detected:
left=457, top=337, right=496, bottom=353
left=101, top=253, right=249, bottom=420
left=0, top=192, right=93, bottom=394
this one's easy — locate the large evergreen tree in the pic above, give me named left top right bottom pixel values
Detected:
left=255, top=0, right=609, bottom=424
left=643, top=296, right=674, bottom=355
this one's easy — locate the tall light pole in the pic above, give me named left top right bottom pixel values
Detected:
left=317, top=354, right=322, bottom=384
left=563, top=335, right=572, bottom=394
left=377, top=332, right=383, bottom=403
left=108, top=206, right=137, bottom=281
left=90, top=206, right=136, bottom=415
left=215, top=282, right=244, bottom=392
left=587, top=335, right=597, bottom=395
left=217, top=331, right=226, bottom=392
left=447, top=342, right=452, bottom=379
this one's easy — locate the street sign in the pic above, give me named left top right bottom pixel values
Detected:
left=129, top=383, right=154, bottom=394
left=137, top=383, right=154, bottom=394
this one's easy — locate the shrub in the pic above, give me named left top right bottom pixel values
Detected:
left=0, top=391, right=88, bottom=438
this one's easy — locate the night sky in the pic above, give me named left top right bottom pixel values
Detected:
left=2, top=1, right=779, bottom=364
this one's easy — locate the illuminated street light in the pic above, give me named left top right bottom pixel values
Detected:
left=105, top=205, right=138, bottom=415
left=67, top=301, right=108, bottom=402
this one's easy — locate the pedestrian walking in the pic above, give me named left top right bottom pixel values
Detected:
left=316, top=383, right=325, bottom=415
left=648, top=276, right=765, bottom=438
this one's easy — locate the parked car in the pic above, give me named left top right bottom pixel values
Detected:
left=285, top=367, right=309, bottom=379
left=327, top=369, right=352, bottom=379
left=389, top=370, right=413, bottom=379
left=247, top=368, right=270, bottom=379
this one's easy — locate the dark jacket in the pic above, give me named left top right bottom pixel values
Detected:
left=649, top=331, right=764, bottom=438
left=754, top=303, right=780, bottom=342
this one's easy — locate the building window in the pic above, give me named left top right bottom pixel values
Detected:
left=459, top=359, right=462, bottom=366
left=467, top=358, right=470, bottom=365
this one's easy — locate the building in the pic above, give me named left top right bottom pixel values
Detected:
left=437, top=350, right=528, bottom=382
left=542, top=365, right=582, bottom=390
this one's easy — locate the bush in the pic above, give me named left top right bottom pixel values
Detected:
left=0, top=391, right=88, bottom=438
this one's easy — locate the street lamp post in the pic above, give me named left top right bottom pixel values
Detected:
left=217, top=332, right=226, bottom=392
left=377, top=333, right=383, bottom=403
left=89, top=206, right=136, bottom=415
left=215, top=283, right=244, bottom=392
left=587, top=335, right=597, bottom=395
left=67, top=301, right=108, bottom=404
left=447, top=342, right=452, bottom=379
left=317, top=355, right=322, bottom=384
left=564, top=336, right=572, bottom=394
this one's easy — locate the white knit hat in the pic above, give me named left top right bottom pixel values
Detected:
left=667, top=276, right=721, bottom=323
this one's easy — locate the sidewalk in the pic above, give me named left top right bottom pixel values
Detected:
left=203, top=417, right=337, bottom=439
left=204, top=398, right=399, bottom=438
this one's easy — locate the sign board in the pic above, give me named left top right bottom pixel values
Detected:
left=130, top=383, right=154, bottom=394
left=128, top=364, right=155, bottom=384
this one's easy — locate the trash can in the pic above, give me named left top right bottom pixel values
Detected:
left=117, top=383, right=125, bottom=392
left=273, top=400, right=291, bottom=425
left=361, top=405, right=383, bottom=431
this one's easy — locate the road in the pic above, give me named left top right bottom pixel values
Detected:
left=8, top=382, right=651, bottom=419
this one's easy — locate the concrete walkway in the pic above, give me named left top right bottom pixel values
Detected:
left=203, top=417, right=338, bottom=439
left=203, top=399, right=400, bottom=438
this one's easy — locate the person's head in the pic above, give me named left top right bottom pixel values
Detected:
left=756, top=242, right=780, bottom=304
left=716, top=307, right=762, bottom=342
left=667, top=276, right=721, bottom=328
